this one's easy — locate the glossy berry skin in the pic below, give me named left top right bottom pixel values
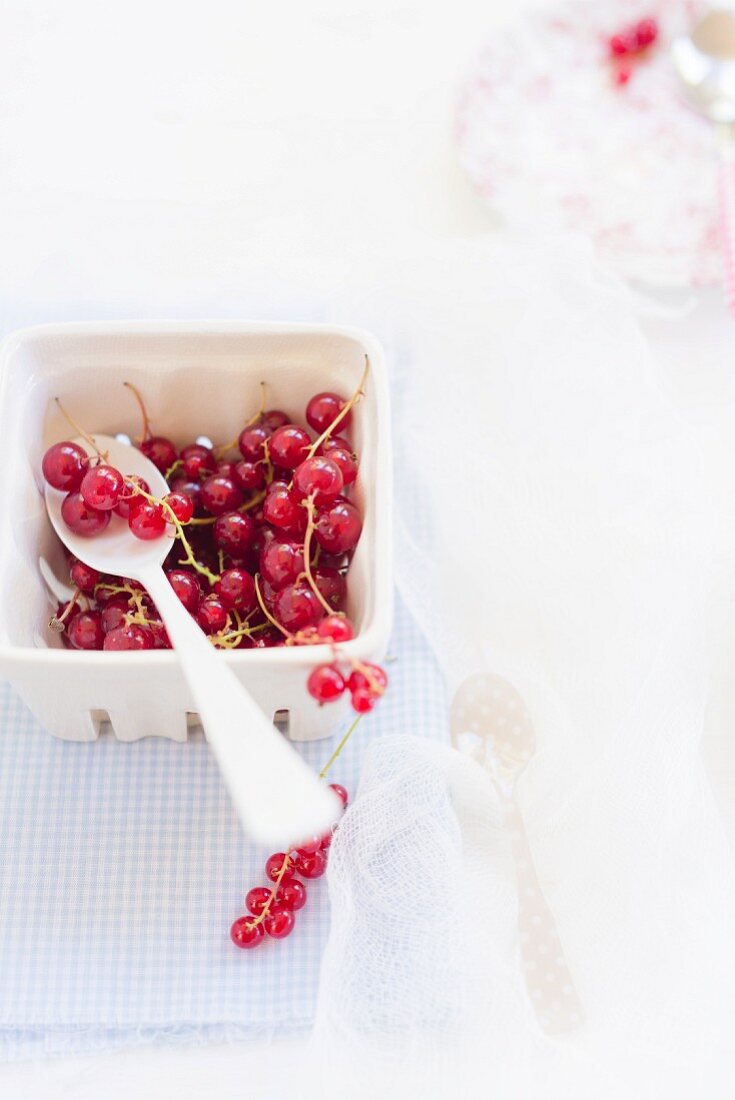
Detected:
left=141, top=436, right=177, bottom=473
left=180, top=443, right=217, bottom=480
left=61, top=491, right=111, bottom=537
left=348, top=663, right=387, bottom=694
left=114, top=475, right=150, bottom=519
left=293, top=456, right=344, bottom=505
left=313, top=566, right=346, bottom=611
left=316, top=615, right=354, bottom=643
left=276, top=879, right=307, bottom=911
left=264, top=906, right=295, bottom=939
left=329, top=783, right=348, bottom=808
left=80, top=464, right=125, bottom=511
left=233, top=459, right=265, bottom=491
left=318, top=435, right=352, bottom=456
left=262, top=483, right=307, bottom=535
left=351, top=686, right=377, bottom=714
left=128, top=499, right=167, bottom=540
left=307, top=663, right=346, bottom=704
left=101, top=595, right=130, bottom=635
left=169, top=477, right=203, bottom=515
left=166, top=569, right=201, bottom=613
left=200, top=475, right=244, bottom=516
left=265, top=852, right=295, bottom=883
left=69, top=560, right=101, bottom=595
left=67, top=610, right=104, bottom=650
left=315, top=500, right=362, bottom=554
left=238, top=425, right=271, bottom=462
left=196, top=596, right=228, bottom=635
left=273, top=582, right=323, bottom=632
left=246, top=886, right=273, bottom=916
left=103, top=623, right=154, bottom=650
left=260, top=539, right=304, bottom=590
left=42, top=441, right=90, bottom=492
left=262, top=409, right=289, bottom=431
left=322, top=446, right=357, bottom=487
left=215, top=568, right=256, bottom=612
left=164, top=491, right=194, bottom=524
left=213, top=511, right=256, bottom=558
left=295, top=849, right=328, bottom=879
left=230, top=917, right=265, bottom=950
left=306, top=392, right=351, bottom=435
left=268, top=425, right=311, bottom=470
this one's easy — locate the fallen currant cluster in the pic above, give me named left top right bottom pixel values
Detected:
left=230, top=781, right=349, bottom=949
left=606, top=15, right=658, bottom=86
left=41, top=364, right=387, bottom=715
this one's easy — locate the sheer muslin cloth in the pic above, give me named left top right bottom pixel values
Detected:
left=308, top=236, right=735, bottom=1098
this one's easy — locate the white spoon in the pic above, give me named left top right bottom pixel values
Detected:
left=45, top=433, right=341, bottom=847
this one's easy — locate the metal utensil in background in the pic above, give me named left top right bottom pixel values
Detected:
left=673, top=8, right=735, bottom=313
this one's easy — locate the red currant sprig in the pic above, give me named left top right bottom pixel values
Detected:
left=606, top=16, right=658, bottom=87
left=230, top=782, right=348, bottom=950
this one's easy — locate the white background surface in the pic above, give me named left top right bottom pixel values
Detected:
left=2, top=0, right=735, bottom=1097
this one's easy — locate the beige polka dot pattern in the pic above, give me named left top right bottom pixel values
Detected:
left=450, top=673, right=583, bottom=1035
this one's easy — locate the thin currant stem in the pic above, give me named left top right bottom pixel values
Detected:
left=305, top=355, right=369, bottom=460
left=302, top=496, right=336, bottom=617
left=246, top=851, right=294, bottom=930
left=254, top=574, right=292, bottom=639
left=123, top=381, right=151, bottom=444
left=165, top=459, right=183, bottom=481
left=48, top=588, right=81, bottom=632
left=214, top=381, right=268, bottom=459
left=348, top=657, right=385, bottom=697
left=54, top=398, right=106, bottom=460
left=318, top=714, right=363, bottom=778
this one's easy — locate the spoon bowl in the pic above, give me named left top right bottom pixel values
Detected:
left=45, top=433, right=341, bottom=847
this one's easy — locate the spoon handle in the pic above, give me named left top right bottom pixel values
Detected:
left=717, top=123, right=735, bottom=316
left=140, top=565, right=340, bottom=847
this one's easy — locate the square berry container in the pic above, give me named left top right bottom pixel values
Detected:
left=0, top=321, right=392, bottom=743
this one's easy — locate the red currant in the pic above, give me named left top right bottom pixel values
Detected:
left=313, top=567, right=346, bottom=611
left=307, top=663, right=346, bottom=704
left=103, top=623, right=154, bottom=650
left=212, top=511, right=256, bottom=558
left=264, top=906, right=295, bottom=939
left=329, top=783, right=348, bottom=808
left=42, top=441, right=89, bottom=492
left=128, top=499, right=167, bottom=540
left=141, top=436, right=177, bottom=473
left=69, top=560, right=101, bottom=595
left=164, top=491, right=194, bottom=524
left=61, top=491, right=111, bottom=536
left=306, top=392, right=351, bottom=435
left=114, top=476, right=150, bottom=519
left=314, top=500, right=362, bottom=553
left=347, top=663, right=387, bottom=693
left=351, top=686, right=377, bottom=713
left=246, top=886, right=273, bottom=916
left=259, top=539, right=305, bottom=590
left=230, top=916, right=265, bottom=949
left=323, top=446, right=357, bottom=487
left=200, top=475, right=244, bottom=516
left=196, top=596, right=228, bottom=635
left=634, top=17, right=657, bottom=48
left=166, top=569, right=202, bottom=613
left=169, top=477, right=203, bottom=515
left=67, top=610, right=104, bottom=650
left=180, top=443, right=216, bottom=480
left=295, top=849, right=327, bottom=879
left=233, top=459, right=265, bottom=491
left=100, top=595, right=130, bottom=634
left=276, top=879, right=307, bottom=911
left=262, top=409, right=289, bottom=431
left=316, top=615, right=354, bottom=643
left=80, top=464, right=124, bottom=511
left=293, top=456, right=344, bottom=505
left=215, top=567, right=256, bottom=612
left=265, top=852, right=295, bottom=882
left=263, top=483, right=307, bottom=535
left=238, top=425, right=270, bottom=462
left=273, top=582, right=323, bottom=631
left=268, top=425, right=311, bottom=470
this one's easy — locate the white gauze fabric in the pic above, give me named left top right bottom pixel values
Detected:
left=309, top=236, right=735, bottom=1098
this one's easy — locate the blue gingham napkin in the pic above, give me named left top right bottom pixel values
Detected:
left=0, top=594, right=447, bottom=1060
